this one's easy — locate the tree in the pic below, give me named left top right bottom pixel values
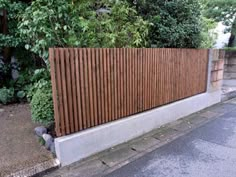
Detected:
left=204, top=0, right=236, bottom=47
left=0, top=0, right=28, bottom=62
left=128, top=0, right=202, bottom=48
left=18, top=0, right=149, bottom=61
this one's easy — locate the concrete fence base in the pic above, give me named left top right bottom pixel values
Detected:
left=55, top=90, right=221, bottom=166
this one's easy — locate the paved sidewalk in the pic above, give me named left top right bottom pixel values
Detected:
left=44, top=99, right=236, bottom=177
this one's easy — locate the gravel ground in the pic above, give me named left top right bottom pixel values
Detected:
left=0, top=103, right=53, bottom=177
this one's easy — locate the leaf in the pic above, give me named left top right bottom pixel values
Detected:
left=25, top=44, right=30, bottom=50
left=17, top=90, right=26, bottom=99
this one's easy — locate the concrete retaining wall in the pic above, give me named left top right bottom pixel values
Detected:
left=55, top=91, right=221, bottom=166
left=55, top=49, right=223, bottom=166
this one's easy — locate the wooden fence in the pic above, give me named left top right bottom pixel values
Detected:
left=49, top=48, right=209, bottom=136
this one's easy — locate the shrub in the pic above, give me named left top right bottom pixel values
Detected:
left=30, top=81, right=54, bottom=125
left=128, top=0, right=202, bottom=48
left=18, top=0, right=149, bottom=60
left=0, top=87, right=14, bottom=104
left=27, top=68, right=51, bottom=101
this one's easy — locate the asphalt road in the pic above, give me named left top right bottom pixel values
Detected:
left=106, top=102, right=236, bottom=177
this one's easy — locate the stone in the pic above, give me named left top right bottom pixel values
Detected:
left=0, top=109, right=4, bottom=112
left=34, top=126, right=47, bottom=137
left=42, top=134, right=54, bottom=150
left=11, top=56, right=19, bottom=80
left=50, top=142, right=56, bottom=154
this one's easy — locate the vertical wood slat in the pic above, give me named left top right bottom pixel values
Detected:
left=65, top=49, right=74, bottom=133
left=107, top=49, right=112, bottom=122
left=103, top=48, right=108, bottom=123
left=49, top=49, right=60, bottom=136
left=70, top=48, right=78, bottom=132
left=113, top=49, right=118, bottom=120
left=50, top=48, right=209, bottom=136
left=55, top=49, right=65, bottom=135
left=75, top=49, right=83, bottom=131
left=60, top=49, right=70, bottom=134
left=87, top=48, right=94, bottom=126
left=79, top=49, right=86, bottom=129
left=95, top=49, right=102, bottom=124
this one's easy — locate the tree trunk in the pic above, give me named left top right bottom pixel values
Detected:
left=228, top=18, right=236, bottom=47
left=228, top=34, right=235, bottom=47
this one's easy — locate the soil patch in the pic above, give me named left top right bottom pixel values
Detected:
left=0, top=103, right=53, bottom=177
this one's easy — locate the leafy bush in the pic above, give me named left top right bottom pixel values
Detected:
left=0, top=60, right=11, bottom=88
left=27, top=68, right=51, bottom=101
left=0, top=87, right=14, bottom=104
left=128, top=0, right=202, bottom=48
left=30, top=81, right=54, bottom=125
left=18, top=0, right=149, bottom=60
left=0, top=0, right=27, bottom=48
left=200, top=17, right=217, bottom=48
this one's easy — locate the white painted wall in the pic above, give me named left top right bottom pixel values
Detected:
left=214, top=22, right=231, bottom=49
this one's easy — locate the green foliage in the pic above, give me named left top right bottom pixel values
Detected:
left=30, top=80, right=54, bottom=125
left=200, top=17, right=217, bottom=48
left=38, top=137, right=45, bottom=146
left=0, top=87, right=14, bottom=104
left=203, top=0, right=236, bottom=29
left=203, top=0, right=236, bottom=47
left=224, top=47, right=236, bottom=51
left=0, top=0, right=27, bottom=48
left=0, top=60, right=11, bottom=87
left=16, top=90, right=26, bottom=99
left=27, top=68, right=51, bottom=101
left=128, top=0, right=202, bottom=48
left=18, top=0, right=149, bottom=60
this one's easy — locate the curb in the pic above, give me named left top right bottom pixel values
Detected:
left=6, top=159, right=60, bottom=177
left=221, top=90, right=236, bottom=101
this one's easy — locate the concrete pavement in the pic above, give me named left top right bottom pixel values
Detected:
left=44, top=99, right=236, bottom=177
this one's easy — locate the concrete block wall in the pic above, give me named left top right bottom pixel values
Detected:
left=223, top=51, right=236, bottom=87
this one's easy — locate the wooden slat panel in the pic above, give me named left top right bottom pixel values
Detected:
left=50, top=48, right=209, bottom=136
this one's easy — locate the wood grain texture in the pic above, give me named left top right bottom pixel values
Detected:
left=49, top=48, right=209, bottom=136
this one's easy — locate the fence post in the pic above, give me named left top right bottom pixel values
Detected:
left=206, top=49, right=213, bottom=92
left=207, top=49, right=225, bottom=93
